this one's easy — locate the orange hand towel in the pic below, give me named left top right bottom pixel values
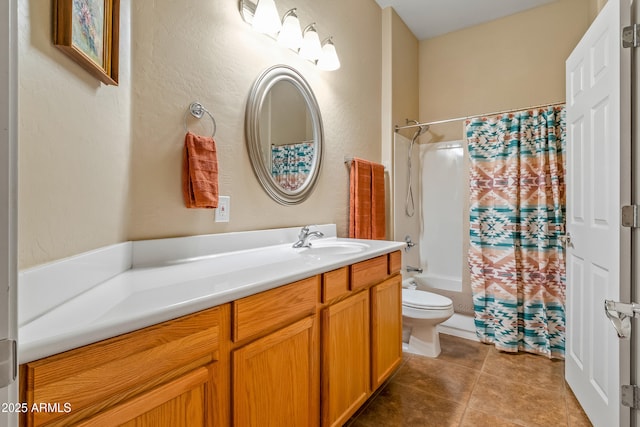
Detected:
left=182, top=132, right=219, bottom=208
left=349, top=158, right=386, bottom=240
left=349, top=158, right=372, bottom=239
left=370, top=161, right=386, bottom=240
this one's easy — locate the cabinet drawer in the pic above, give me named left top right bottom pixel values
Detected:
left=76, top=366, right=212, bottom=427
left=20, top=307, right=221, bottom=427
left=233, top=276, right=319, bottom=342
left=388, top=251, right=402, bottom=275
left=350, top=256, right=388, bottom=290
left=322, top=267, right=349, bottom=303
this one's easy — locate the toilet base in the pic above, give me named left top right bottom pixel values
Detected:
left=405, top=332, right=441, bottom=358
left=402, top=320, right=442, bottom=358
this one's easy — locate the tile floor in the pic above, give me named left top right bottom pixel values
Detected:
left=347, top=334, right=592, bottom=427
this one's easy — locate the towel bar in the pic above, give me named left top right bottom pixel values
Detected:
left=184, top=102, right=216, bottom=137
left=344, top=156, right=389, bottom=171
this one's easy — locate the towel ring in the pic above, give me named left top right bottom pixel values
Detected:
left=184, top=102, right=216, bottom=137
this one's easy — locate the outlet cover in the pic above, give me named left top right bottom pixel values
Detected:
left=215, top=196, right=230, bottom=222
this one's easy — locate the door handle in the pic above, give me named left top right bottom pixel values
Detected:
left=604, top=300, right=640, bottom=340
left=559, top=232, right=572, bottom=247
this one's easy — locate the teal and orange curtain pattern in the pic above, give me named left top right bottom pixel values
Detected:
left=466, top=106, right=566, bottom=359
left=271, top=141, right=314, bottom=191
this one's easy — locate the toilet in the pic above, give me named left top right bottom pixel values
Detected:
left=402, top=288, right=454, bottom=357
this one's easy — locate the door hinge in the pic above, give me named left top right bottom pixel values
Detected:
left=621, top=205, right=639, bottom=228
left=622, top=385, right=640, bottom=408
left=0, top=339, right=16, bottom=388
left=622, top=24, right=640, bottom=48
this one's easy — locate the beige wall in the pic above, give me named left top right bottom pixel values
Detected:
left=389, top=10, right=419, bottom=138
left=128, top=0, right=381, bottom=241
left=381, top=7, right=418, bottom=239
left=18, top=0, right=382, bottom=268
left=18, top=0, right=132, bottom=269
left=419, top=0, right=593, bottom=142
left=590, top=0, right=609, bottom=18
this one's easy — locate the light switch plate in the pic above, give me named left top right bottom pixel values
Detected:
left=215, top=196, right=230, bottom=222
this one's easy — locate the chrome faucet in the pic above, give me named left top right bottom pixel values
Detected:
left=293, top=225, right=324, bottom=248
left=406, top=265, right=423, bottom=273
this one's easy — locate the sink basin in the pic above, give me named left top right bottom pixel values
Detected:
left=297, top=240, right=370, bottom=256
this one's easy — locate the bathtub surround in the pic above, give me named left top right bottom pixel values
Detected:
left=419, top=140, right=464, bottom=285
left=391, top=132, right=418, bottom=269
left=392, top=133, right=475, bottom=319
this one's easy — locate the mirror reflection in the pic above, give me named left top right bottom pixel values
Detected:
left=260, top=81, right=313, bottom=191
left=245, top=65, right=323, bottom=205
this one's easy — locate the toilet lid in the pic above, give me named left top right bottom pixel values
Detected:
left=402, top=289, right=453, bottom=310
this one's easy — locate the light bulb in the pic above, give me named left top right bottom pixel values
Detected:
left=277, top=9, right=303, bottom=50
left=317, top=37, right=340, bottom=71
left=299, top=24, right=322, bottom=61
left=252, top=0, right=281, bottom=34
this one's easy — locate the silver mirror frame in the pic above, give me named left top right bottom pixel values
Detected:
left=245, top=65, right=324, bottom=205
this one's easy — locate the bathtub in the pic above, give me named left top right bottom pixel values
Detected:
left=413, top=273, right=462, bottom=292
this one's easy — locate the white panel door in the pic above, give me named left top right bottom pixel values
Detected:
left=0, top=0, right=18, bottom=426
left=565, top=0, right=631, bottom=426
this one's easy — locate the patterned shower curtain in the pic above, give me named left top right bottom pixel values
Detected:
left=271, top=142, right=314, bottom=191
left=467, top=106, right=566, bottom=359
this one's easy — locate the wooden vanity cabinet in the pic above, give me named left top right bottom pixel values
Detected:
left=77, top=365, right=215, bottom=427
left=233, top=316, right=318, bottom=427
left=320, top=252, right=402, bottom=427
left=231, top=276, right=320, bottom=427
left=321, top=290, right=370, bottom=427
left=19, top=250, right=403, bottom=427
left=371, top=274, right=403, bottom=389
left=19, top=306, right=224, bottom=427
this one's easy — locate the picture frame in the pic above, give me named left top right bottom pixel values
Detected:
left=53, top=0, right=120, bottom=86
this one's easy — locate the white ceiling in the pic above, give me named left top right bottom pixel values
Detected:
left=374, top=0, right=558, bottom=40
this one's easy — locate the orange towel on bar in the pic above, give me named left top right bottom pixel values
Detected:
left=182, top=132, right=219, bottom=208
left=371, top=161, right=386, bottom=239
left=349, top=158, right=386, bottom=240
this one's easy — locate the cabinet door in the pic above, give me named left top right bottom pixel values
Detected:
left=233, top=316, right=319, bottom=427
left=76, top=366, right=214, bottom=427
left=371, top=275, right=402, bottom=389
left=321, top=291, right=370, bottom=427
left=20, top=306, right=221, bottom=427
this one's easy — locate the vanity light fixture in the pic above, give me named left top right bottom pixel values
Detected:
left=239, top=0, right=339, bottom=71
left=277, top=9, right=303, bottom=50
left=317, top=37, right=340, bottom=71
left=298, top=24, right=323, bottom=61
left=252, top=0, right=282, bottom=34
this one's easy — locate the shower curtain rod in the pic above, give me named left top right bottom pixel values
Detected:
left=394, top=101, right=566, bottom=132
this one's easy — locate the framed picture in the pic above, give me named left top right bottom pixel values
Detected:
left=53, top=0, right=120, bottom=86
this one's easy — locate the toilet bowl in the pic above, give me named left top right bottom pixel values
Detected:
left=402, top=288, right=454, bottom=358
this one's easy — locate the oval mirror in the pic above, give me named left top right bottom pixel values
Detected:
left=245, top=65, right=324, bottom=205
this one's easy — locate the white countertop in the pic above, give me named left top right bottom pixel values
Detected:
left=19, top=225, right=405, bottom=363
